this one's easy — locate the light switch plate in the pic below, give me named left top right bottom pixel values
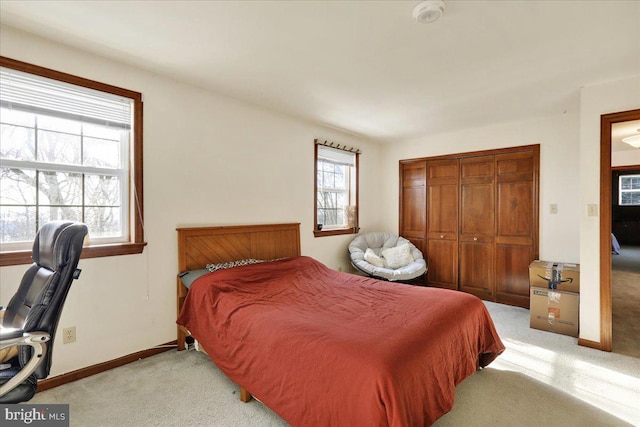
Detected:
left=550, top=204, right=558, bottom=214
left=587, top=204, right=598, bottom=217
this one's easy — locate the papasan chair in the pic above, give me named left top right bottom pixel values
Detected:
left=348, top=232, right=427, bottom=281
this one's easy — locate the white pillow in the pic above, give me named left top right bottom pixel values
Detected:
left=364, top=248, right=385, bottom=268
left=381, top=244, right=414, bottom=269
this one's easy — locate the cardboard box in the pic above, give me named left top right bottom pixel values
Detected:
left=529, top=260, right=580, bottom=293
left=529, top=287, right=579, bottom=337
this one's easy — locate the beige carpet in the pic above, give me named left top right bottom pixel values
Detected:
left=612, top=245, right=640, bottom=274
left=30, top=301, right=640, bottom=426
left=612, top=269, right=640, bottom=359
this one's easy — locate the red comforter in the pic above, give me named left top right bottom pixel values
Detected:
left=177, top=256, right=504, bottom=426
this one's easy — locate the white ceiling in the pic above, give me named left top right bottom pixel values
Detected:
left=0, top=1, right=639, bottom=143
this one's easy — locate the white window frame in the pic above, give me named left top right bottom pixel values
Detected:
left=317, top=159, right=351, bottom=229
left=314, top=141, right=359, bottom=237
left=619, top=174, right=640, bottom=206
left=0, top=56, right=145, bottom=266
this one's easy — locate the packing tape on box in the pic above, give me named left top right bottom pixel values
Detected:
left=538, top=267, right=574, bottom=290
left=547, top=291, right=561, bottom=325
left=548, top=291, right=561, bottom=303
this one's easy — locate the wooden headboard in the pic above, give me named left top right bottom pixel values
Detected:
left=177, top=223, right=301, bottom=272
left=176, top=223, right=301, bottom=349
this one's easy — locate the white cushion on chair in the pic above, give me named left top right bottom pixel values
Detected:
left=348, top=232, right=427, bottom=281
left=364, top=248, right=385, bottom=268
left=381, top=244, right=414, bottom=269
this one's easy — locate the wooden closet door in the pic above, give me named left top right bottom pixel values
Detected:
left=426, top=159, right=459, bottom=289
left=459, top=156, right=495, bottom=300
left=495, top=149, right=539, bottom=308
left=399, top=161, right=427, bottom=255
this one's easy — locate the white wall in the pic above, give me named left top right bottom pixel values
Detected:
left=0, top=26, right=383, bottom=375
left=379, top=113, right=582, bottom=264
left=579, top=74, right=640, bottom=343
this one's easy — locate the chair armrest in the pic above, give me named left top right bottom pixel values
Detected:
left=0, top=331, right=50, bottom=398
left=0, top=327, right=24, bottom=341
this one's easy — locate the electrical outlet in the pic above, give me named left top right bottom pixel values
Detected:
left=63, top=326, right=76, bottom=344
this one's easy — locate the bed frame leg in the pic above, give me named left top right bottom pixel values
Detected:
left=177, top=327, right=186, bottom=351
left=240, top=387, right=252, bottom=403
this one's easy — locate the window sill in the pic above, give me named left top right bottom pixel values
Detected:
left=0, top=242, right=147, bottom=267
left=313, top=227, right=360, bottom=238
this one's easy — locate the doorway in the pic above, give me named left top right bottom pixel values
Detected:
left=600, top=109, right=640, bottom=356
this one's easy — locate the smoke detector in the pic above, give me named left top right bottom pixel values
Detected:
left=412, top=0, right=446, bottom=24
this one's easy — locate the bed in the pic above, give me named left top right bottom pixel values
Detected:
left=176, top=223, right=505, bottom=426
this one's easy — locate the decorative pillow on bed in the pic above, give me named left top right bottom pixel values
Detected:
left=364, top=248, right=385, bottom=268
left=381, top=244, right=414, bottom=269
left=205, top=258, right=263, bottom=272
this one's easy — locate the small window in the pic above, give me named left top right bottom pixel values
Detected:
left=619, top=174, right=640, bottom=206
left=0, top=57, right=145, bottom=265
left=314, top=141, right=359, bottom=237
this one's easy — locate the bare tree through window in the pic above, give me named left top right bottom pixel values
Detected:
left=1, top=108, right=125, bottom=244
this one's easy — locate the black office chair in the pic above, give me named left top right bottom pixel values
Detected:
left=0, top=221, right=87, bottom=403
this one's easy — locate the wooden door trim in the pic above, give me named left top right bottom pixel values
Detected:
left=599, top=108, right=640, bottom=352
left=399, top=144, right=539, bottom=164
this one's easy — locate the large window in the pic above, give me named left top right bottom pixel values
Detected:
left=619, top=174, right=640, bottom=206
left=0, top=57, right=144, bottom=266
left=314, top=141, right=359, bottom=237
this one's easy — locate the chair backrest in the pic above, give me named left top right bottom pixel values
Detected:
left=348, top=232, right=424, bottom=262
left=2, top=221, right=88, bottom=378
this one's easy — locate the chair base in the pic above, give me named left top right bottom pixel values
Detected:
left=0, top=366, right=37, bottom=403
left=351, top=262, right=427, bottom=285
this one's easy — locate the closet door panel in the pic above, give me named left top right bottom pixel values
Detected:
left=495, top=244, right=533, bottom=308
left=460, top=156, right=495, bottom=237
left=400, top=161, right=427, bottom=254
left=461, top=183, right=494, bottom=235
left=427, top=184, right=458, bottom=238
left=459, top=156, right=495, bottom=300
left=495, top=149, right=539, bottom=308
left=428, top=160, right=459, bottom=182
left=402, top=186, right=426, bottom=237
left=426, top=159, right=459, bottom=289
left=459, top=241, right=494, bottom=299
left=427, top=238, right=458, bottom=290
left=497, top=181, right=533, bottom=241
